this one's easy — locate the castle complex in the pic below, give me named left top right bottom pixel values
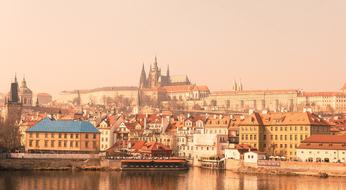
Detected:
left=139, top=57, right=191, bottom=89
left=55, top=57, right=346, bottom=114
left=138, top=57, right=210, bottom=107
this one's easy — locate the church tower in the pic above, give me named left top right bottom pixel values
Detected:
left=139, top=63, right=147, bottom=88
left=19, top=76, right=33, bottom=106
left=148, top=56, right=161, bottom=88
left=9, top=74, right=19, bottom=103
left=4, top=74, right=22, bottom=124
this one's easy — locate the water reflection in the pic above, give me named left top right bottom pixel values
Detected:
left=0, top=168, right=345, bottom=190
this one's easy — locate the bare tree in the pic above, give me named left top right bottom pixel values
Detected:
left=0, top=117, right=21, bottom=152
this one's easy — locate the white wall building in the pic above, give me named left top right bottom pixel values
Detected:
left=297, top=135, right=346, bottom=163
left=244, top=151, right=266, bottom=163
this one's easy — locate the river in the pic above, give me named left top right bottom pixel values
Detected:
left=0, top=168, right=345, bottom=190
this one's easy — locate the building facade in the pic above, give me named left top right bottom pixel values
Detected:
left=26, top=118, right=100, bottom=153
left=297, top=135, right=346, bottom=163
left=239, top=112, right=331, bottom=160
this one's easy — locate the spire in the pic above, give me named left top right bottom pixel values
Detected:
left=14, top=73, right=18, bottom=83
left=233, top=79, right=238, bottom=91
left=239, top=78, right=243, bottom=91
left=166, top=64, right=170, bottom=77
left=139, top=63, right=147, bottom=88
left=21, top=76, right=27, bottom=88
left=36, top=97, right=39, bottom=107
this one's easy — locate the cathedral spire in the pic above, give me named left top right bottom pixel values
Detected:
left=139, top=63, right=147, bottom=88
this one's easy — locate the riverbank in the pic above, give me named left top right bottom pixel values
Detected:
left=0, top=158, right=104, bottom=171
left=2, top=158, right=346, bottom=178
left=225, top=159, right=346, bottom=177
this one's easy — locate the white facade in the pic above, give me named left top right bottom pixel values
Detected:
left=98, top=120, right=116, bottom=151
left=297, top=148, right=346, bottom=163
left=244, top=152, right=266, bottom=163
left=225, top=149, right=241, bottom=160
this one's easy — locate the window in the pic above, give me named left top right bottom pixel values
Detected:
left=76, top=134, right=79, bottom=138
left=85, top=134, right=89, bottom=139
left=64, top=141, right=67, bottom=147
left=59, top=133, right=62, bottom=138
left=64, top=134, right=67, bottom=138
left=58, top=141, right=62, bottom=147
left=36, top=140, right=39, bottom=147
left=45, top=140, right=48, bottom=147
left=29, top=140, right=33, bottom=147
left=70, top=134, right=73, bottom=138
left=70, top=141, right=73, bottom=147
left=254, top=135, right=257, bottom=140
left=51, top=140, right=55, bottom=147
left=93, top=134, right=96, bottom=139
left=51, top=133, right=54, bottom=138
left=45, top=133, right=48, bottom=138
left=76, top=141, right=79, bottom=147
left=29, top=133, right=33, bottom=138
left=85, top=141, right=89, bottom=148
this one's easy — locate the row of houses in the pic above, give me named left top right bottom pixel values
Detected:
left=20, top=110, right=346, bottom=164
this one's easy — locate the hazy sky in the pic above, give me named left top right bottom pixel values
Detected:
left=0, top=0, right=345, bottom=96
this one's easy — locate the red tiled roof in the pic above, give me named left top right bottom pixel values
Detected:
left=239, top=112, right=330, bottom=126
left=301, top=135, right=346, bottom=144
left=131, top=141, right=171, bottom=152
left=36, top=93, right=52, bottom=97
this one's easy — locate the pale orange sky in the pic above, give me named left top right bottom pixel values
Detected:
left=0, top=0, right=345, bottom=96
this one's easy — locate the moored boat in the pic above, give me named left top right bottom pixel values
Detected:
left=121, top=159, right=189, bottom=171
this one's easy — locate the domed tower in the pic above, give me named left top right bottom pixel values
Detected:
left=19, top=77, right=33, bottom=106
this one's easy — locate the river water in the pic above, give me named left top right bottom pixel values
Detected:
left=0, top=168, right=345, bottom=190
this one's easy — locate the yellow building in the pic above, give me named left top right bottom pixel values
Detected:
left=26, top=118, right=100, bottom=153
left=239, top=112, right=330, bottom=160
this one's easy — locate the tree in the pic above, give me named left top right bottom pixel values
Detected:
left=0, top=118, right=21, bottom=152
